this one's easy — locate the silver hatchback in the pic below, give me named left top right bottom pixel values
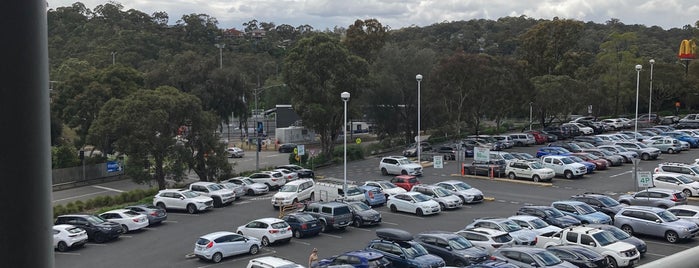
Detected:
left=617, top=188, right=687, bottom=209
left=613, top=206, right=699, bottom=243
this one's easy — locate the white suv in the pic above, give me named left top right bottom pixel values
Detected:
left=379, top=156, right=423, bottom=176
left=248, top=171, right=287, bottom=190
left=505, top=160, right=555, bottom=182
left=188, top=182, right=236, bottom=207
left=153, top=189, right=213, bottom=214
left=271, top=179, right=315, bottom=208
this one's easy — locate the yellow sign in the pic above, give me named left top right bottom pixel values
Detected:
left=293, top=147, right=298, bottom=154
left=355, top=138, right=362, bottom=144
left=679, top=39, right=696, bottom=59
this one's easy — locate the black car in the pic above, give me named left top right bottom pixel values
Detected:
left=570, top=193, right=626, bottom=218
left=463, top=160, right=506, bottom=178
left=437, top=146, right=457, bottom=160
left=546, top=245, right=608, bottom=268
left=547, top=141, right=583, bottom=152
left=278, top=143, right=297, bottom=153
left=54, top=214, right=123, bottom=243
left=516, top=205, right=581, bottom=228
left=414, top=231, right=489, bottom=266
left=275, top=164, right=314, bottom=178
left=280, top=212, right=322, bottom=238
left=544, top=125, right=573, bottom=140
left=124, top=204, right=168, bottom=225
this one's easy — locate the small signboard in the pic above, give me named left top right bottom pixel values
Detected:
left=355, top=137, right=362, bottom=144
left=433, top=155, right=443, bottom=169
left=474, top=147, right=490, bottom=162
left=637, top=171, right=653, bottom=188
left=106, top=161, right=122, bottom=173
left=297, top=144, right=305, bottom=156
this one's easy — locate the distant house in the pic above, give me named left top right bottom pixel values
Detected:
left=223, top=28, right=244, bottom=38
left=250, top=29, right=266, bottom=39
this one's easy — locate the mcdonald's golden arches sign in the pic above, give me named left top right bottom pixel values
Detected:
left=679, top=39, right=696, bottom=59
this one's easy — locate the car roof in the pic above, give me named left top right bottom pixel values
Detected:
left=253, top=217, right=286, bottom=224
left=376, top=228, right=413, bottom=241
left=200, top=231, right=237, bottom=239
left=340, top=250, right=386, bottom=260
left=461, top=227, right=509, bottom=236
left=53, top=224, right=79, bottom=230
left=668, top=204, right=699, bottom=212
left=249, top=256, right=298, bottom=266
left=552, top=200, right=587, bottom=206
left=497, top=247, right=546, bottom=253
left=415, top=231, right=461, bottom=240
left=620, top=205, right=666, bottom=213
left=101, top=209, right=131, bottom=214
left=507, top=215, right=539, bottom=221
left=632, top=188, right=681, bottom=194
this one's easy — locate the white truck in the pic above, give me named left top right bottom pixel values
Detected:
left=314, top=178, right=365, bottom=202
left=539, top=155, right=587, bottom=179
left=535, top=225, right=640, bottom=267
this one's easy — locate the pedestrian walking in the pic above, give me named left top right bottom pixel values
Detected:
left=308, top=248, right=318, bottom=267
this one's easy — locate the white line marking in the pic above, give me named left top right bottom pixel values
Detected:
left=349, top=227, right=372, bottom=232
left=55, top=252, right=81, bottom=256
left=92, top=185, right=125, bottom=193
left=382, top=221, right=399, bottom=225
left=319, top=233, right=343, bottom=239
left=292, top=240, right=311, bottom=245
left=610, top=170, right=632, bottom=178
left=53, top=191, right=111, bottom=203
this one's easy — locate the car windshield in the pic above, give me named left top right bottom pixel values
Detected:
left=560, top=157, right=575, bottom=164
left=182, top=191, right=200, bottom=198
left=599, top=150, right=614, bottom=156
left=676, top=175, right=695, bottom=184
left=402, top=242, right=429, bottom=258
left=500, top=220, right=523, bottom=232
left=529, top=162, right=545, bottom=169
left=447, top=236, right=474, bottom=249
left=453, top=182, right=472, bottom=190
left=379, top=182, right=399, bottom=189
left=592, top=231, right=619, bottom=246
left=346, top=187, right=362, bottom=196
left=585, top=153, right=600, bottom=160
left=397, top=159, right=413, bottom=165
left=413, top=194, right=432, bottom=202
left=207, top=184, right=222, bottom=191
left=605, top=227, right=631, bottom=239
left=433, top=187, right=453, bottom=197
left=658, top=210, right=679, bottom=222
left=349, top=202, right=371, bottom=211
left=86, top=215, right=107, bottom=224
left=501, top=153, right=516, bottom=160
left=241, top=178, right=254, bottom=184
left=690, top=167, right=699, bottom=175
left=279, top=185, right=298, bottom=192
left=577, top=204, right=598, bottom=214
left=637, top=143, right=650, bottom=148
left=569, top=156, right=584, bottom=163
left=597, top=196, right=621, bottom=207
left=568, top=143, right=582, bottom=151
left=529, top=218, right=549, bottom=229
left=533, top=251, right=563, bottom=266
left=544, top=208, right=565, bottom=218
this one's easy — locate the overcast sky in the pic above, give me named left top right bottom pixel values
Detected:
left=48, top=0, right=698, bottom=31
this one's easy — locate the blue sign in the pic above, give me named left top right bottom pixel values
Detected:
left=106, top=161, right=122, bottom=173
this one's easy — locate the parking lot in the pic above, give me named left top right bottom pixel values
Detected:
left=54, top=135, right=699, bottom=268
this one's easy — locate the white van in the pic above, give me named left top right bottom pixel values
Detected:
left=314, top=178, right=365, bottom=202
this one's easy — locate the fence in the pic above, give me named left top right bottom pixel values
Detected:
left=52, top=163, right=125, bottom=191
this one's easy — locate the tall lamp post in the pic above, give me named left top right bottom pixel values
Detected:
left=215, top=43, right=225, bottom=69
left=634, top=64, right=643, bottom=134
left=341, top=92, right=350, bottom=199
left=529, top=102, right=533, bottom=131
left=416, top=74, right=423, bottom=163
left=110, top=51, right=117, bottom=65
left=648, top=59, right=655, bottom=119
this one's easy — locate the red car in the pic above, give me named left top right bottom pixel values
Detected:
left=524, top=130, right=548, bottom=144
left=390, top=175, right=421, bottom=191
left=570, top=152, right=608, bottom=170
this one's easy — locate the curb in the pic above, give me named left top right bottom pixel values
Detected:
left=449, top=174, right=553, bottom=187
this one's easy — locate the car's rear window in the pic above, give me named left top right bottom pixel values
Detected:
left=271, top=222, right=289, bottom=229
left=493, top=234, right=513, bottom=243
left=195, top=238, right=211, bottom=245
left=66, top=227, right=83, bottom=234
left=332, top=206, right=351, bottom=216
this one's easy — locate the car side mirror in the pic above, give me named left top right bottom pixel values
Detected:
left=410, top=200, right=416, bottom=203
left=655, top=219, right=662, bottom=223
left=179, top=197, right=185, bottom=200
left=445, top=246, right=452, bottom=251
left=589, top=242, right=596, bottom=247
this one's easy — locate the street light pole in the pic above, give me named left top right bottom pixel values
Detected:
left=111, top=51, right=117, bottom=65
left=416, top=74, right=423, bottom=163
left=341, top=92, right=350, bottom=199
left=634, top=64, right=642, bottom=134
left=215, top=44, right=225, bottom=69
left=529, top=102, right=533, bottom=131
left=649, top=59, right=655, bottom=119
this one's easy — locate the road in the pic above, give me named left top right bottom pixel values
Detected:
left=53, top=141, right=699, bottom=267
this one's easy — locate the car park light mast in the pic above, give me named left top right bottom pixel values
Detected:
left=648, top=59, right=654, bottom=121
left=416, top=74, right=423, bottom=163
left=341, top=91, right=350, bottom=199
left=634, top=64, right=642, bottom=134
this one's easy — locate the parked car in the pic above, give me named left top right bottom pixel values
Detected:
left=414, top=231, right=490, bottom=266
left=299, top=201, right=354, bottom=232
left=617, top=188, right=687, bottom=208
left=677, top=113, right=699, bottom=129
left=390, top=175, right=421, bottom=191
left=248, top=170, right=287, bottom=190
left=124, top=204, right=168, bottom=226
left=99, top=209, right=149, bottom=233
left=551, top=200, right=612, bottom=224
left=236, top=217, right=292, bottom=246
left=357, top=185, right=387, bottom=206
left=403, top=141, right=433, bottom=157
left=463, top=160, right=507, bottom=178
left=569, top=193, right=626, bottom=219
left=524, top=130, right=548, bottom=144
left=455, top=227, right=515, bottom=255
left=53, top=224, right=88, bottom=252
left=570, top=152, right=608, bottom=170
left=411, top=184, right=463, bottom=210
left=387, top=192, right=441, bottom=216
left=465, top=218, right=538, bottom=245
left=276, top=164, right=315, bottom=178
left=271, top=179, right=315, bottom=208
left=547, top=142, right=583, bottom=153
left=508, top=215, right=562, bottom=236
left=505, top=160, right=555, bottom=182
left=274, top=168, right=299, bottom=181
left=188, top=181, right=236, bottom=207
left=363, top=180, right=407, bottom=199
left=437, top=146, right=457, bottom=160
left=493, top=135, right=514, bottom=148
left=654, top=162, right=699, bottom=180
left=509, top=133, right=536, bottom=147
left=193, top=231, right=260, bottom=263
left=366, top=228, right=446, bottom=268
left=346, top=201, right=382, bottom=227
left=516, top=205, right=581, bottom=228
left=280, top=212, right=322, bottom=238
left=54, top=214, right=123, bottom=243
left=278, top=143, right=297, bottom=153
left=597, top=145, right=638, bottom=163
left=152, top=189, right=214, bottom=214
left=226, top=146, right=244, bottom=158
left=224, top=177, right=269, bottom=196
left=546, top=245, right=608, bottom=268
left=613, top=206, right=699, bottom=243
left=662, top=131, right=699, bottom=147
left=573, top=136, right=607, bottom=146
left=667, top=205, right=699, bottom=225
left=652, top=173, right=699, bottom=197
left=581, top=148, right=624, bottom=166
left=246, top=256, right=304, bottom=268
left=315, top=250, right=392, bottom=268
left=535, top=146, right=572, bottom=158
left=218, top=181, right=245, bottom=199
left=567, top=155, right=596, bottom=174
left=586, top=224, right=648, bottom=256
left=434, top=180, right=484, bottom=204
left=380, top=155, right=423, bottom=176
left=614, top=141, right=661, bottom=160
left=492, top=246, right=577, bottom=268
left=644, top=137, right=683, bottom=154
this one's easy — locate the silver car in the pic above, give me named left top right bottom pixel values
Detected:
left=614, top=206, right=699, bottom=243
left=667, top=205, right=699, bottom=225
left=493, top=247, right=577, bottom=268
left=597, top=145, right=638, bottom=163
left=617, top=188, right=687, bottom=209
left=464, top=218, right=538, bottom=245
left=224, top=177, right=269, bottom=196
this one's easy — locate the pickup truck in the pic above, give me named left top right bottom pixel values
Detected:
left=534, top=225, right=640, bottom=267
left=539, top=155, right=587, bottom=179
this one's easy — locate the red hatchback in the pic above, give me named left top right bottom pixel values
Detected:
left=390, top=175, right=421, bottom=191
left=571, top=152, right=608, bottom=170
left=524, top=130, right=547, bottom=145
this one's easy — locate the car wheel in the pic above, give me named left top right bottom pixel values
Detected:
left=416, top=208, right=424, bottom=216
left=156, top=202, right=166, bottom=210
left=57, top=241, right=69, bottom=252
left=390, top=204, right=397, bottom=212
left=641, top=153, right=650, bottom=160
left=532, top=175, right=541, bottom=182
left=261, top=236, right=270, bottom=247
left=186, top=204, right=197, bottom=214
left=247, top=189, right=255, bottom=196
left=401, top=170, right=408, bottom=175
left=121, top=224, right=129, bottom=233
left=381, top=168, right=388, bottom=176
left=354, top=217, right=363, bottom=228
left=249, top=245, right=259, bottom=255
left=310, top=193, right=315, bottom=201
left=293, top=229, right=302, bottom=238
left=454, top=260, right=465, bottom=267
left=564, top=170, right=573, bottom=179
left=620, top=225, right=634, bottom=235
left=212, top=252, right=223, bottom=263
left=666, top=231, right=680, bottom=243
left=320, top=221, right=328, bottom=232
left=93, top=233, right=106, bottom=243
left=667, top=148, right=675, bottom=154
left=607, top=256, right=618, bottom=268
left=683, top=189, right=693, bottom=197
left=508, top=172, right=516, bottom=180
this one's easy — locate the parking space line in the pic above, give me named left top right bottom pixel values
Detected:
left=92, top=185, right=125, bottom=193
left=385, top=212, right=427, bottom=220
left=319, top=233, right=343, bottom=239
left=292, top=240, right=311, bottom=245
left=644, top=252, right=668, bottom=258
left=55, top=252, right=81, bottom=256
left=610, top=170, right=632, bottom=177
left=382, top=221, right=399, bottom=225
left=161, top=220, right=178, bottom=223
left=644, top=240, right=694, bottom=249
left=53, top=190, right=111, bottom=203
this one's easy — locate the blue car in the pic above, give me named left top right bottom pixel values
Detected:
left=281, top=212, right=322, bottom=238
left=662, top=132, right=699, bottom=148
left=314, top=250, right=391, bottom=268
left=535, top=146, right=572, bottom=158
left=366, top=228, right=446, bottom=268
left=358, top=185, right=386, bottom=206
left=568, top=155, right=596, bottom=174
left=551, top=200, right=612, bottom=224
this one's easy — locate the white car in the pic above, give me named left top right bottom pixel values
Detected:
left=363, top=180, right=407, bottom=198
left=99, top=209, right=149, bottom=233
left=653, top=173, right=699, bottom=197
left=248, top=171, right=287, bottom=189
left=386, top=192, right=441, bottom=216
left=225, top=177, right=269, bottom=195
left=226, top=146, right=244, bottom=158
left=274, top=168, right=299, bottom=181
left=193, top=231, right=260, bottom=263
left=271, top=179, right=315, bottom=208
left=53, top=224, right=88, bottom=252
left=246, top=256, right=305, bottom=268
left=508, top=215, right=562, bottom=236
left=455, top=227, right=515, bottom=254
left=153, top=189, right=214, bottom=214
left=434, top=180, right=484, bottom=204
left=379, top=156, right=423, bottom=176
left=236, top=218, right=293, bottom=246
left=505, top=160, right=555, bottom=182
left=188, top=181, right=236, bottom=207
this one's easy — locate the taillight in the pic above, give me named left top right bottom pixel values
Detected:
left=150, top=211, right=158, bottom=216
left=269, top=229, right=279, bottom=234
left=301, top=223, right=308, bottom=230
left=206, top=241, right=214, bottom=249
left=368, top=191, right=374, bottom=199
left=672, top=195, right=679, bottom=201
left=133, top=218, right=140, bottom=223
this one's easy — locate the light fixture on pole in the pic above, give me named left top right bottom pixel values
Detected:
left=341, top=91, right=350, bottom=199
left=648, top=59, right=655, bottom=120
left=215, top=43, right=225, bottom=69
left=416, top=74, right=423, bottom=163
left=529, top=102, right=533, bottom=131
left=634, top=64, right=642, bottom=135
left=111, top=51, right=117, bottom=65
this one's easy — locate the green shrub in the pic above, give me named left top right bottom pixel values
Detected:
left=73, top=200, right=84, bottom=211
